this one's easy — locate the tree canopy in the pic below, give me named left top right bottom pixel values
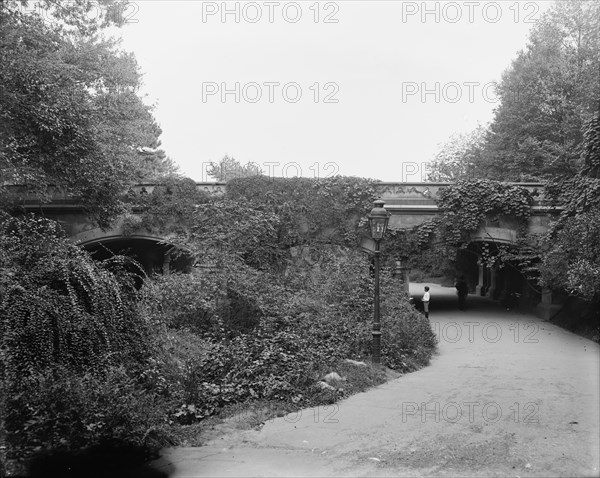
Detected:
left=428, top=0, right=600, bottom=182
left=0, top=0, right=177, bottom=226
left=427, top=125, right=486, bottom=181
left=477, top=1, right=599, bottom=180
left=541, top=114, right=600, bottom=301
left=206, top=155, right=262, bottom=182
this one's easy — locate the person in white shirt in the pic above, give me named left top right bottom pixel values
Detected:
left=422, top=286, right=430, bottom=318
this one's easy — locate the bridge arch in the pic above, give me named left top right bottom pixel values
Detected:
left=79, top=234, right=192, bottom=277
left=470, top=226, right=518, bottom=246
left=457, top=238, right=536, bottom=310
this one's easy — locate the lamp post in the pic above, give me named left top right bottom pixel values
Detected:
left=367, top=199, right=391, bottom=365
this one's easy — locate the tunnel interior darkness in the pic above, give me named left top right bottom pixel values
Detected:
left=83, top=237, right=193, bottom=286
left=410, top=241, right=540, bottom=313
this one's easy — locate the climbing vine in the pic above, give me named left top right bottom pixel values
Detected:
left=541, top=114, right=600, bottom=302
left=383, top=180, right=536, bottom=278
left=120, top=176, right=379, bottom=257
left=436, top=179, right=534, bottom=245
left=122, top=177, right=211, bottom=236
left=226, top=176, right=378, bottom=248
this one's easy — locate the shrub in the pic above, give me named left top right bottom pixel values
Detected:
left=139, top=271, right=220, bottom=334
left=140, top=265, right=291, bottom=336
left=133, top=178, right=438, bottom=426
left=139, top=244, right=437, bottom=423
left=6, top=367, right=172, bottom=463
left=0, top=215, right=151, bottom=377
left=540, top=210, right=600, bottom=302
left=0, top=215, right=167, bottom=472
left=380, top=301, right=438, bottom=371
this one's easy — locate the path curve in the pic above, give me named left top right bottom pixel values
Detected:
left=156, top=284, right=600, bottom=477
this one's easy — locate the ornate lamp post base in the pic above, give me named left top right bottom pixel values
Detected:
left=372, top=329, right=382, bottom=365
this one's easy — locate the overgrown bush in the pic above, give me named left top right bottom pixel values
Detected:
left=0, top=215, right=170, bottom=472
left=5, top=366, right=173, bottom=463
left=139, top=246, right=436, bottom=422
left=0, top=215, right=149, bottom=376
left=542, top=115, right=600, bottom=304
left=140, top=264, right=290, bottom=336
left=380, top=290, right=438, bottom=371
left=2, top=177, right=438, bottom=469
left=540, top=210, right=600, bottom=301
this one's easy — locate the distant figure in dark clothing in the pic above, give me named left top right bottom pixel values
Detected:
left=455, top=276, right=468, bottom=310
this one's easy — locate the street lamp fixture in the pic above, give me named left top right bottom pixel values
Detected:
left=367, top=199, right=391, bottom=365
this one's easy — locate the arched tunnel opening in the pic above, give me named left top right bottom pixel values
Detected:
left=408, top=241, right=541, bottom=314
left=82, top=237, right=194, bottom=288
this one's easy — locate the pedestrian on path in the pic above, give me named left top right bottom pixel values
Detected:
left=455, top=276, right=468, bottom=310
left=422, top=286, right=430, bottom=318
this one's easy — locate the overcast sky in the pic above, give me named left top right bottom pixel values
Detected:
left=114, top=1, right=551, bottom=182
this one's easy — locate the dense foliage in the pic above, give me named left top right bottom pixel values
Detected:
left=1, top=176, right=438, bottom=473
left=422, top=1, right=599, bottom=313
left=0, top=2, right=177, bottom=472
left=226, top=175, right=377, bottom=249
left=139, top=248, right=436, bottom=421
left=123, top=175, right=381, bottom=270
left=186, top=199, right=282, bottom=270
left=130, top=176, right=436, bottom=421
left=0, top=216, right=146, bottom=374
left=438, top=180, right=532, bottom=233
left=427, top=126, right=487, bottom=181
left=428, top=1, right=599, bottom=182
left=0, top=0, right=176, bottom=226
left=384, top=180, right=535, bottom=280
left=0, top=214, right=171, bottom=472
left=541, top=114, right=600, bottom=301
left=122, top=177, right=211, bottom=236
left=206, top=155, right=262, bottom=181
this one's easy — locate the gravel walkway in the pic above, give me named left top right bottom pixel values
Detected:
left=155, top=283, right=600, bottom=477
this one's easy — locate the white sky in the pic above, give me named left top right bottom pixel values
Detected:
left=114, top=0, right=552, bottom=181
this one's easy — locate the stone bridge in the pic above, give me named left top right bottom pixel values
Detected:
left=11, top=181, right=560, bottom=319
left=375, top=183, right=559, bottom=319
left=377, top=182, right=554, bottom=239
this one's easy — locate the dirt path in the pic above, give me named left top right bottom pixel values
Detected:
left=155, top=284, right=600, bottom=477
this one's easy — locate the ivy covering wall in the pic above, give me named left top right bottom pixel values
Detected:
left=383, top=180, right=537, bottom=283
